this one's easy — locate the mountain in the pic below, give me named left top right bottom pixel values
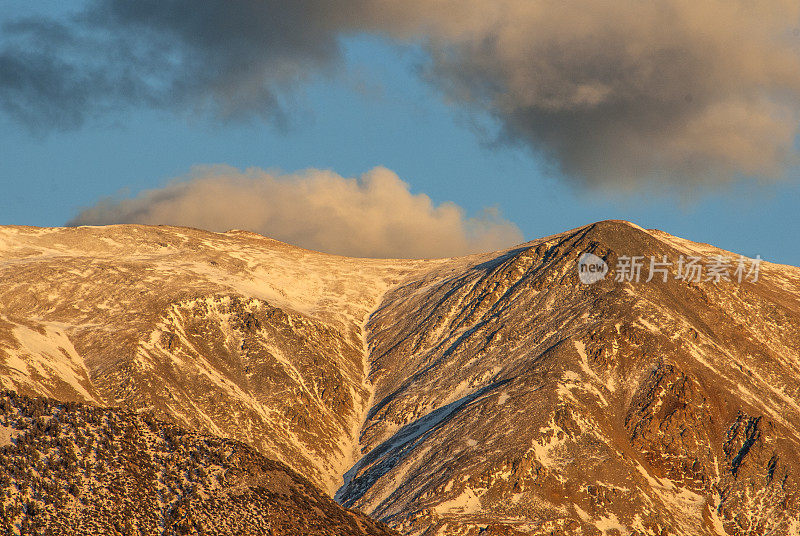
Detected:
left=0, top=221, right=799, bottom=535
left=0, top=390, right=399, bottom=535
left=339, top=221, right=800, bottom=535
left=0, top=224, right=427, bottom=495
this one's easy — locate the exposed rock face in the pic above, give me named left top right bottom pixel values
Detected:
left=1, top=221, right=799, bottom=535
left=0, top=390, right=399, bottom=535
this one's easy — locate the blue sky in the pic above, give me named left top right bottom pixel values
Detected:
left=1, top=2, right=799, bottom=264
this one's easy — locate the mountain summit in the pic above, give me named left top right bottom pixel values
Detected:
left=0, top=221, right=798, bottom=535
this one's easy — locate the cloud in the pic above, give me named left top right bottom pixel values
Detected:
left=67, top=166, right=523, bottom=258
left=0, top=2, right=346, bottom=129
left=404, top=1, right=800, bottom=188
left=4, top=1, right=800, bottom=186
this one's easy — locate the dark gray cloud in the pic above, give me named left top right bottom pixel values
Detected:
left=410, top=1, right=800, bottom=187
left=3, top=1, right=800, bottom=187
left=1, top=1, right=351, bottom=129
left=0, top=17, right=107, bottom=129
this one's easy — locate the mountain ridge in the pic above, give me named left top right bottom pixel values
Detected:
left=1, top=220, right=799, bottom=535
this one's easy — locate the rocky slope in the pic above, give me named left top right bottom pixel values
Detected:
left=340, top=220, right=800, bottom=535
left=0, top=390, right=399, bottom=535
left=1, top=221, right=799, bottom=535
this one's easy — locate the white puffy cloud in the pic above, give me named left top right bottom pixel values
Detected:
left=68, top=166, right=523, bottom=258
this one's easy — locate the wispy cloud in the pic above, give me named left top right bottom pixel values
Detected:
left=4, top=1, right=800, bottom=187
left=68, top=166, right=523, bottom=258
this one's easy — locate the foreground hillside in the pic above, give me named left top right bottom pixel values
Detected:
left=1, top=221, right=799, bottom=535
left=0, top=390, right=398, bottom=535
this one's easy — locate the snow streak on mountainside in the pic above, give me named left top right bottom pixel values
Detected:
left=1, top=221, right=799, bottom=536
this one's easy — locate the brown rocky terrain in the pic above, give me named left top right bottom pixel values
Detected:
left=0, top=221, right=798, bottom=535
left=0, top=390, right=399, bottom=535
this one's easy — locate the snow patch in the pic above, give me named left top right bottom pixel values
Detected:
left=433, top=486, right=485, bottom=514
left=0, top=324, right=98, bottom=403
